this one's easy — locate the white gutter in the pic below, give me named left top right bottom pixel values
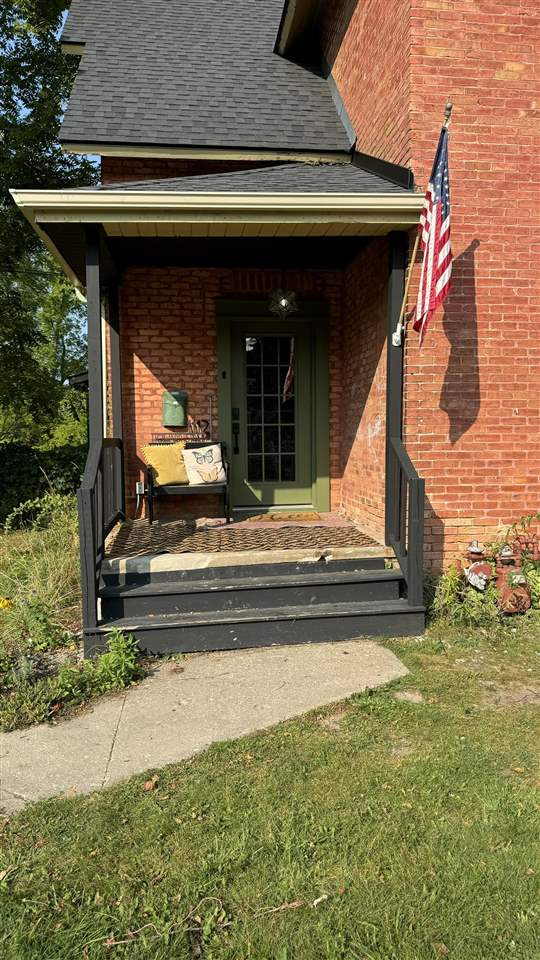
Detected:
left=11, top=188, right=423, bottom=219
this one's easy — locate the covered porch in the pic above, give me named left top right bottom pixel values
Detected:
left=12, top=162, right=426, bottom=653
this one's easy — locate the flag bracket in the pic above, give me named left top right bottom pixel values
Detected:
left=392, top=101, right=453, bottom=348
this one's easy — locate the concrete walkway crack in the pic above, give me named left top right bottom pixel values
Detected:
left=0, top=787, right=29, bottom=802
left=101, top=695, right=127, bottom=788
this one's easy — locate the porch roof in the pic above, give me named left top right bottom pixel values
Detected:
left=95, top=162, right=409, bottom=195
left=11, top=164, right=423, bottom=291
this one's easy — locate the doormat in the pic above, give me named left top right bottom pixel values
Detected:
left=106, top=520, right=380, bottom=558
left=245, top=512, right=321, bottom=522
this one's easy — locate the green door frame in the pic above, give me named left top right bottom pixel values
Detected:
left=216, top=299, right=330, bottom=513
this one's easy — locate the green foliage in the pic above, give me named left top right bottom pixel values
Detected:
left=432, top=563, right=463, bottom=614
left=523, top=564, right=540, bottom=609
left=0, top=498, right=145, bottom=731
left=1, top=1, right=95, bottom=441
left=4, top=491, right=74, bottom=531
left=0, top=443, right=86, bottom=524
left=0, top=631, right=143, bottom=731
left=0, top=496, right=80, bottom=662
left=433, top=563, right=501, bottom=626
left=508, top=512, right=540, bottom=540
left=0, top=674, right=61, bottom=731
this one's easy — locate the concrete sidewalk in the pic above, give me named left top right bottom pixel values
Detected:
left=0, top=640, right=407, bottom=814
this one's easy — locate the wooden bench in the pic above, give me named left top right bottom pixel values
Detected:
left=146, top=441, right=231, bottom=525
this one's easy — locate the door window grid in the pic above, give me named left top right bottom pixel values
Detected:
left=245, top=336, right=296, bottom=483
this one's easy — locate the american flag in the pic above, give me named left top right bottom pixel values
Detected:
left=413, top=125, right=452, bottom=345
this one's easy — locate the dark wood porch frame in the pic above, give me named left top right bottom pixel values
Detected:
left=77, top=227, right=424, bottom=647
left=385, top=233, right=425, bottom=608
left=77, top=226, right=125, bottom=633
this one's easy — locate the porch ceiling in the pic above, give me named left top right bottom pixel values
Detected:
left=11, top=186, right=423, bottom=290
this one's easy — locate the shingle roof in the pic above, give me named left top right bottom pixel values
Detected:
left=95, top=163, right=410, bottom=194
left=61, top=0, right=353, bottom=156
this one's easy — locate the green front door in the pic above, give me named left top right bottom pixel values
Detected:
left=230, top=321, right=313, bottom=510
left=215, top=320, right=327, bottom=510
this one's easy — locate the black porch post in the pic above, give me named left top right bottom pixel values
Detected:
left=85, top=225, right=104, bottom=446
left=385, top=231, right=408, bottom=545
left=107, top=283, right=125, bottom=515
left=107, top=284, right=123, bottom=441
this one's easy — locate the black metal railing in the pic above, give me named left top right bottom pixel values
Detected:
left=77, top=438, right=124, bottom=631
left=387, top=437, right=425, bottom=608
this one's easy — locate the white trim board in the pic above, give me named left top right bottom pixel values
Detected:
left=62, top=143, right=351, bottom=164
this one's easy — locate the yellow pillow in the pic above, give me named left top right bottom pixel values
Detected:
left=141, top=442, right=188, bottom=485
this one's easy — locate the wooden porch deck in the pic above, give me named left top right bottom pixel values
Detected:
left=105, top=514, right=382, bottom=561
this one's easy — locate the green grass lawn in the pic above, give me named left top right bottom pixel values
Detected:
left=1, top=619, right=539, bottom=959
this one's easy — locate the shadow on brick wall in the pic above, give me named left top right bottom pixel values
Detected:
left=439, top=239, right=481, bottom=444
left=321, top=0, right=359, bottom=69
left=424, top=493, right=446, bottom=573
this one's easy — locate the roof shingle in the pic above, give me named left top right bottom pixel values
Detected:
left=61, top=0, right=353, bottom=156
left=95, top=163, right=410, bottom=195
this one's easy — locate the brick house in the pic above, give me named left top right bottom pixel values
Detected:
left=11, top=0, right=538, bottom=653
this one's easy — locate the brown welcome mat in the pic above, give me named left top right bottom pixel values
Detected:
left=245, top=511, right=321, bottom=522
left=107, top=520, right=379, bottom=559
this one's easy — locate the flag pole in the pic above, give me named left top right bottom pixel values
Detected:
left=392, top=100, right=453, bottom=347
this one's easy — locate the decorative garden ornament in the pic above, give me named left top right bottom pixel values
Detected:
left=466, top=540, right=486, bottom=562
left=465, top=561, right=492, bottom=592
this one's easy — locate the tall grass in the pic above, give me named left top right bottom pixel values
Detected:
left=0, top=496, right=81, bottom=665
left=0, top=498, right=145, bottom=730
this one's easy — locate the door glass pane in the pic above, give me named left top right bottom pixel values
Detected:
left=245, top=336, right=261, bottom=363
left=281, top=455, right=295, bottom=481
left=281, top=398, right=295, bottom=424
left=247, top=396, right=262, bottom=423
left=264, top=455, right=279, bottom=481
left=244, top=335, right=296, bottom=483
left=248, top=426, right=262, bottom=453
left=281, top=425, right=295, bottom=453
left=246, top=366, right=261, bottom=395
left=263, top=397, right=279, bottom=424
left=248, top=455, right=262, bottom=481
left=279, top=337, right=293, bottom=364
left=262, top=338, right=278, bottom=363
left=264, top=426, right=279, bottom=453
left=263, top=366, right=278, bottom=395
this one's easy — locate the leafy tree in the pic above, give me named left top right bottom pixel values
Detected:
left=0, top=1, right=96, bottom=439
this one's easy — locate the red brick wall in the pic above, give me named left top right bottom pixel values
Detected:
left=119, top=267, right=343, bottom=518
left=340, top=239, right=389, bottom=542
left=319, top=0, right=412, bottom=166
left=101, top=157, right=278, bottom=184
left=321, top=0, right=540, bottom=566
left=407, top=0, right=540, bottom=567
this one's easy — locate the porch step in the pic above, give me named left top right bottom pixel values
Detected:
left=89, top=599, right=425, bottom=655
left=101, top=554, right=388, bottom=587
left=100, top=567, right=403, bottom=619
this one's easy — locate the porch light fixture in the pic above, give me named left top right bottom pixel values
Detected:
left=269, top=289, right=298, bottom=319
